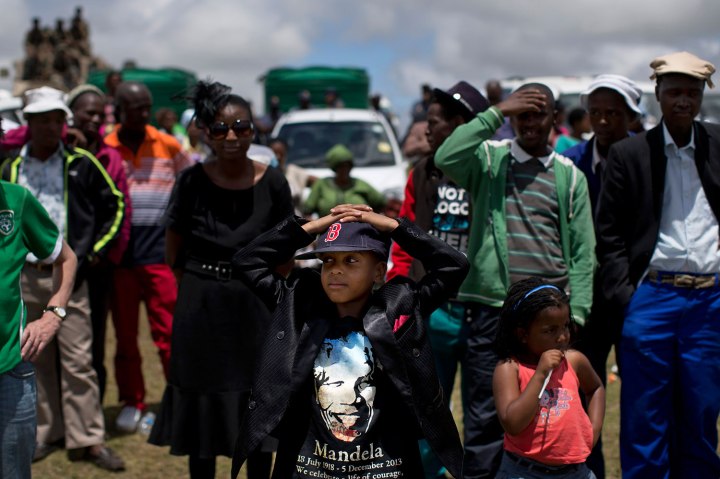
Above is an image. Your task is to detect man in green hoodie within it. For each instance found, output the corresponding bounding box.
[435,84,596,478]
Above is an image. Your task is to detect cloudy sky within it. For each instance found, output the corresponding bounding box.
[1,0,719,128]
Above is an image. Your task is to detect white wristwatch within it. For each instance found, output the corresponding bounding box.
[44,306,67,321]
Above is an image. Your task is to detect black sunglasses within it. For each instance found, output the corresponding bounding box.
[209,119,254,139]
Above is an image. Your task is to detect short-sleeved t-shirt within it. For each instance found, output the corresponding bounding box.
[0,181,62,374]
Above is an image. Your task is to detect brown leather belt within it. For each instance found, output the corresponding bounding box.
[647,270,719,289]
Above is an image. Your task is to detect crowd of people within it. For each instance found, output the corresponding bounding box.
[0,48,719,479]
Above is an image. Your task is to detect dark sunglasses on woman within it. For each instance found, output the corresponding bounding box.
[209,119,254,139]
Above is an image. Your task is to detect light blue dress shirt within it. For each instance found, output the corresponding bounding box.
[649,123,720,273]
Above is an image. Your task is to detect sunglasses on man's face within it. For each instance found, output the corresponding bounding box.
[209,119,254,139]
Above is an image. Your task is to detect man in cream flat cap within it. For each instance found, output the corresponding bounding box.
[596,51,720,478]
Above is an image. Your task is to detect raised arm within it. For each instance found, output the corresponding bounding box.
[435,89,548,191]
[493,350,564,435]
[334,205,469,315]
[232,216,313,308]
[433,107,504,191]
[232,209,368,308]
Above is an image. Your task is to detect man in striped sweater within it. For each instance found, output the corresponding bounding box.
[435,84,596,478]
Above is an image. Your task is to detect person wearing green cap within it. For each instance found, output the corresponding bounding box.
[303,144,386,217]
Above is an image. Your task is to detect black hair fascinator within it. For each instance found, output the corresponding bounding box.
[189,80,232,128]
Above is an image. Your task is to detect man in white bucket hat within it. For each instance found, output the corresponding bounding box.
[563,73,643,478]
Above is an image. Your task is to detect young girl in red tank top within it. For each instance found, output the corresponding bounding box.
[492,277,605,478]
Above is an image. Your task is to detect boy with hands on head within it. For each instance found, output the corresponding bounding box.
[231,204,469,479]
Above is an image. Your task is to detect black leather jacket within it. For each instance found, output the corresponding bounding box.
[231,216,469,478]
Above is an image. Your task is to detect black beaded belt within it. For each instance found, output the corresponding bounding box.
[25,262,53,272]
[647,270,719,289]
[505,452,581,475]
[184,258,239,281]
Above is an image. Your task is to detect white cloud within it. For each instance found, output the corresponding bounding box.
[2,0,719,122]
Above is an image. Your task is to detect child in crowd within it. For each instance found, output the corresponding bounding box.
[230,204,469,479]
[493,277,605,478]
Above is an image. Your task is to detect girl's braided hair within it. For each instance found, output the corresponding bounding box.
[495,277,576,360]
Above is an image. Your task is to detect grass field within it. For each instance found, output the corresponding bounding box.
[30,311,624,479]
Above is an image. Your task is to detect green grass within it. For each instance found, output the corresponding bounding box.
[29,314,641,479]
[31,308,240,479]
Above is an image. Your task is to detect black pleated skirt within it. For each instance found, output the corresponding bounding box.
[149,270,268,457]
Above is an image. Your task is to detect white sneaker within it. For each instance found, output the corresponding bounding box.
[115,405,142,433]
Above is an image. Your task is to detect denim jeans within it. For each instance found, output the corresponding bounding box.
[496,452,596,479]
[0,361,37,479]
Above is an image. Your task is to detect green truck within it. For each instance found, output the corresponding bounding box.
[261,66,370,113]
[87,67,197,120]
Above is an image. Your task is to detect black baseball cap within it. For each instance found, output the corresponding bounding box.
[296,221,391,260]
[433,81,490,122]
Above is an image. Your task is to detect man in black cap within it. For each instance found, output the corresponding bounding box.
[388,80,489,478]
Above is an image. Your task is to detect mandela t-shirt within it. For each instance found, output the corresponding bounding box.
[284,317,422,479]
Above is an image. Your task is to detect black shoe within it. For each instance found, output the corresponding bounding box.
[68,445,126,472]
[32,441,61,462]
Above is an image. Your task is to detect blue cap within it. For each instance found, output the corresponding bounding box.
[296,221,391,260]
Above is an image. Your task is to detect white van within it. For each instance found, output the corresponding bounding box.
[271,108,407,202]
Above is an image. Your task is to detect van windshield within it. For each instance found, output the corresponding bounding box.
[278,121,396,168]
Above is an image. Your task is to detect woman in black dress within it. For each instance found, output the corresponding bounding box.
[149,81,293,478]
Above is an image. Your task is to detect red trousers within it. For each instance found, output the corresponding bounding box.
[111,264,175,409]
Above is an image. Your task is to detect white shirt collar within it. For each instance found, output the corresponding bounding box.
[662,121,695,156]
[510,139,554,168]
